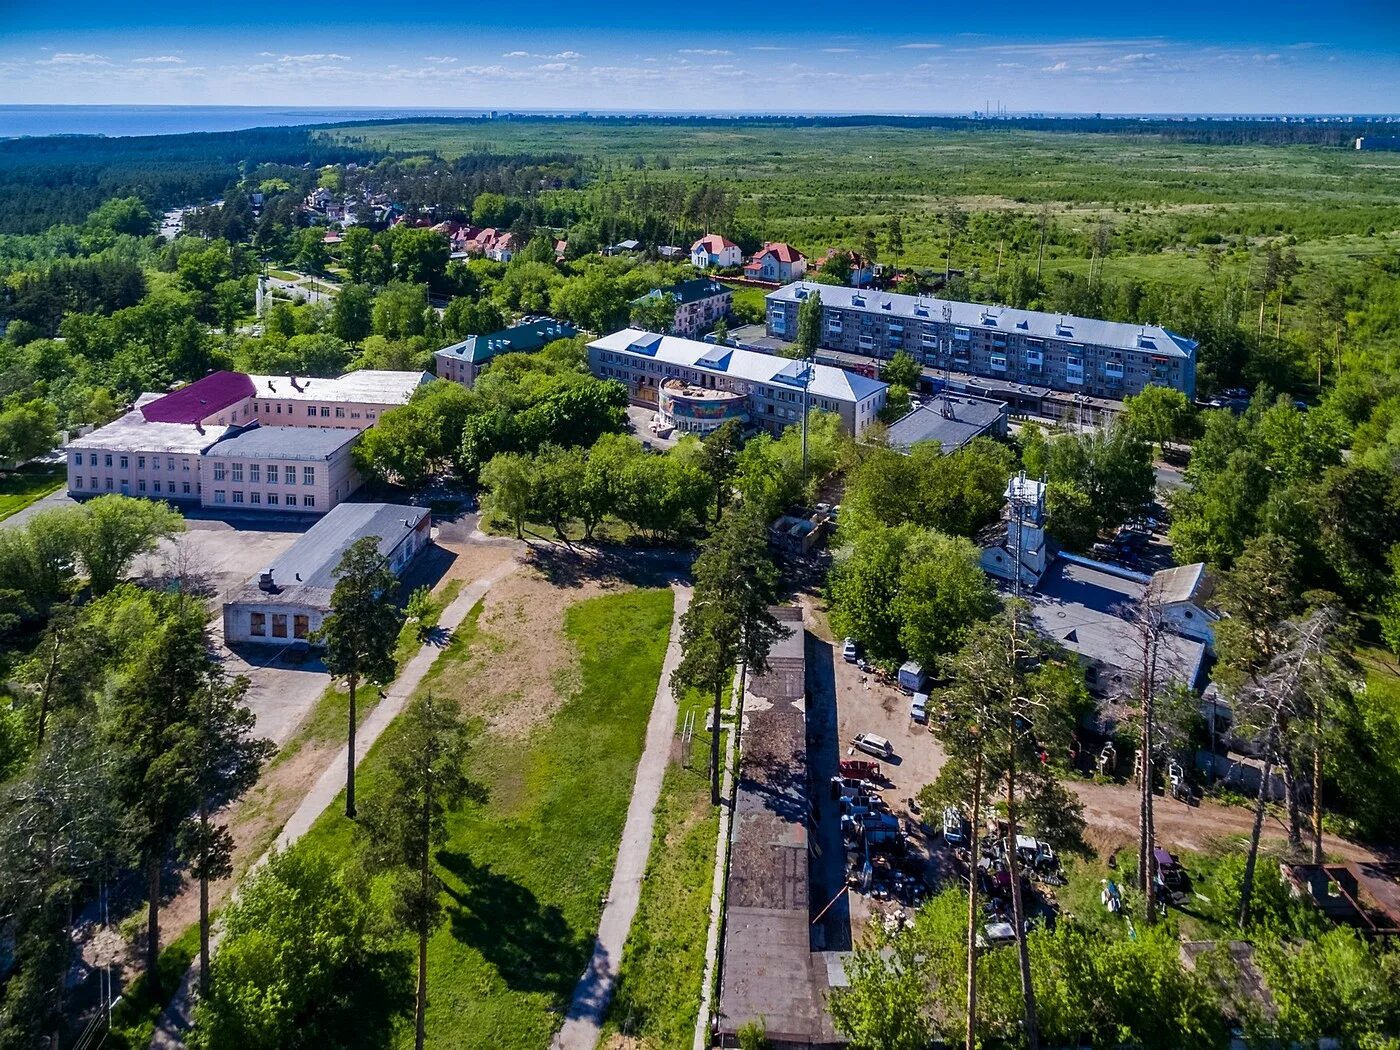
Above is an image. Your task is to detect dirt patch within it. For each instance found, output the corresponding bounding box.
[1070,780,1380,863]
[451,561,630,740]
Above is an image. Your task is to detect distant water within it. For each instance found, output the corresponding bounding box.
[0,105,504,140]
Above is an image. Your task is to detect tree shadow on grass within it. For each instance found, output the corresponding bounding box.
[438,850,591,1002]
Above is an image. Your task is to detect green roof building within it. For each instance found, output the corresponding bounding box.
[433,316,579,387]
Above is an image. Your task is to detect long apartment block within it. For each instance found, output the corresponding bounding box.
[765,282,1198,401]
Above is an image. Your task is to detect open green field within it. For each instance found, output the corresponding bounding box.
[326,123,1400,284]
[0,465,63,522]
[294,586,675,1049]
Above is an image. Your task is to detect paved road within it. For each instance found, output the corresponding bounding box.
[553,584,691,1050]
[149,553,522,1049]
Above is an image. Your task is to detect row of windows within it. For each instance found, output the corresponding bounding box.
[211,464,315,484]
[74,477,195,495]
[251,403,376,421]
[75,452,193,470]
[249,611,310,639]
[597,360,845,415]
[211,490,315,508]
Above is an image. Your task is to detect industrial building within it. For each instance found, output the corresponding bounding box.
[222,503,431,646]
[588,329,888,437]
[434,317,579,388]
[765,282,1198,401]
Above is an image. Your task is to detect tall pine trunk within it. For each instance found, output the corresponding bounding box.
[35,628,62,746]
[964,746,984,1050]
[1005,750,1040,1050]
[199,802,211,998]
[346,671,359,818]
[1281,751,1304,856]
[1311,726,1325,864]
[1239,731,1280,928]
[146,855,162,983]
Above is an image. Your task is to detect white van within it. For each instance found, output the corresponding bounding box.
[852,733,893,759]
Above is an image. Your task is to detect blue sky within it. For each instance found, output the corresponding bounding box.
[2,0,1399,113]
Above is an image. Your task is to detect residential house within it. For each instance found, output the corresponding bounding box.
[744,242,807,283]
[815,248,874,287]
[691,234,743,270]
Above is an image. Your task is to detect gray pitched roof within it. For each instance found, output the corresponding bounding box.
[768,282,1198,360]
[205,426,359,460]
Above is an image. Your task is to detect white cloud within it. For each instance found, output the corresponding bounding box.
[896,43,942,50]
[678,48,731,56]
[821,47,857,53]
[424,56,457,64]
[1043,61,1070,72]
[279,53,350,63]
[132,55,185,64]
[503,49,581,60]
[37,52,109,66]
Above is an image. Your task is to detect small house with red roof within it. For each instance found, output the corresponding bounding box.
[691,234,744,270]
[744,242,807,283]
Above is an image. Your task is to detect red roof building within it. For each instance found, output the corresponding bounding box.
[140,371,256,425]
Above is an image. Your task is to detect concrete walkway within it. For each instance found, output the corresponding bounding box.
[552,584,691,1050]
[149,554,520,1048]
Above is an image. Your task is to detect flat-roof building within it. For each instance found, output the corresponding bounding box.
[589,329,887,437]
[222,503,431,647]
[766,281,1198,401]
[434,317,579,388]
[884,392,1009,453]
[200,427,361,515]
[245,370,430,427]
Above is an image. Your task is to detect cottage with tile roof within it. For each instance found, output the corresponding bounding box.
[691,233,744,270]
[744,242,807,283]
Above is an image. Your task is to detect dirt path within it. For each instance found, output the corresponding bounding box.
[1070,780,1381,862]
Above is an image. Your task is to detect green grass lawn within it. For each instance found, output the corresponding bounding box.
[604,692,725,1047]
[0,466,63,522]
[292,586,675,1049]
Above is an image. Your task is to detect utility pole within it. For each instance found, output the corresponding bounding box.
[801,354,812,479]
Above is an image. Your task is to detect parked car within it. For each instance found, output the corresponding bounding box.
[942,806,968,844]
[910,692,929,724]
[852,732,893,759]
[842,637,859,663]
[979,921,1017,948]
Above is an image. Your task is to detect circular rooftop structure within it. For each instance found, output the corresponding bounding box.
[658,378,748,434]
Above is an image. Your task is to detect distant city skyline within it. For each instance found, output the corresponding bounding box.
[3,0,1399,114]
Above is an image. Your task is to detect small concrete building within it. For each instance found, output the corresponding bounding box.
[222,503,431,647]
[434,317,579,388]
[199,426,361,515]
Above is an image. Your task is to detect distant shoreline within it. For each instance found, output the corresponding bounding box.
[4,104,1399,142]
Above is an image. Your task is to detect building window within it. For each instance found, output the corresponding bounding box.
[232,491,244,504]
[213,490,226,504]
[153,480,161,493]
[232,464,243,482]
[286,494,297,507]
[268,493,278,506]
[271,614,288,638]
[213,464,226,481]
[137,455,145,469]
[320,407,330,418]
[74,476,83,489]
[119,455,128,469]
[250,464,260,483]
[303,495,315,508]
[307,407,317,418]
[102,454,112,467]
[182,482,191,495]
[250,492,261,505]
[302,467,315,485]
[267,465,279,484]
[293,614,309,639]
[250,612,266,637]
[167,457,175,471]
[335,407,345,418]
[105,478,113,491]
[138,480,146,493]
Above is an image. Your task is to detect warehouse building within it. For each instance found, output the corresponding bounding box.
[589,329,887,437]
[222,503,431,647]
[765,282,1197,401]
